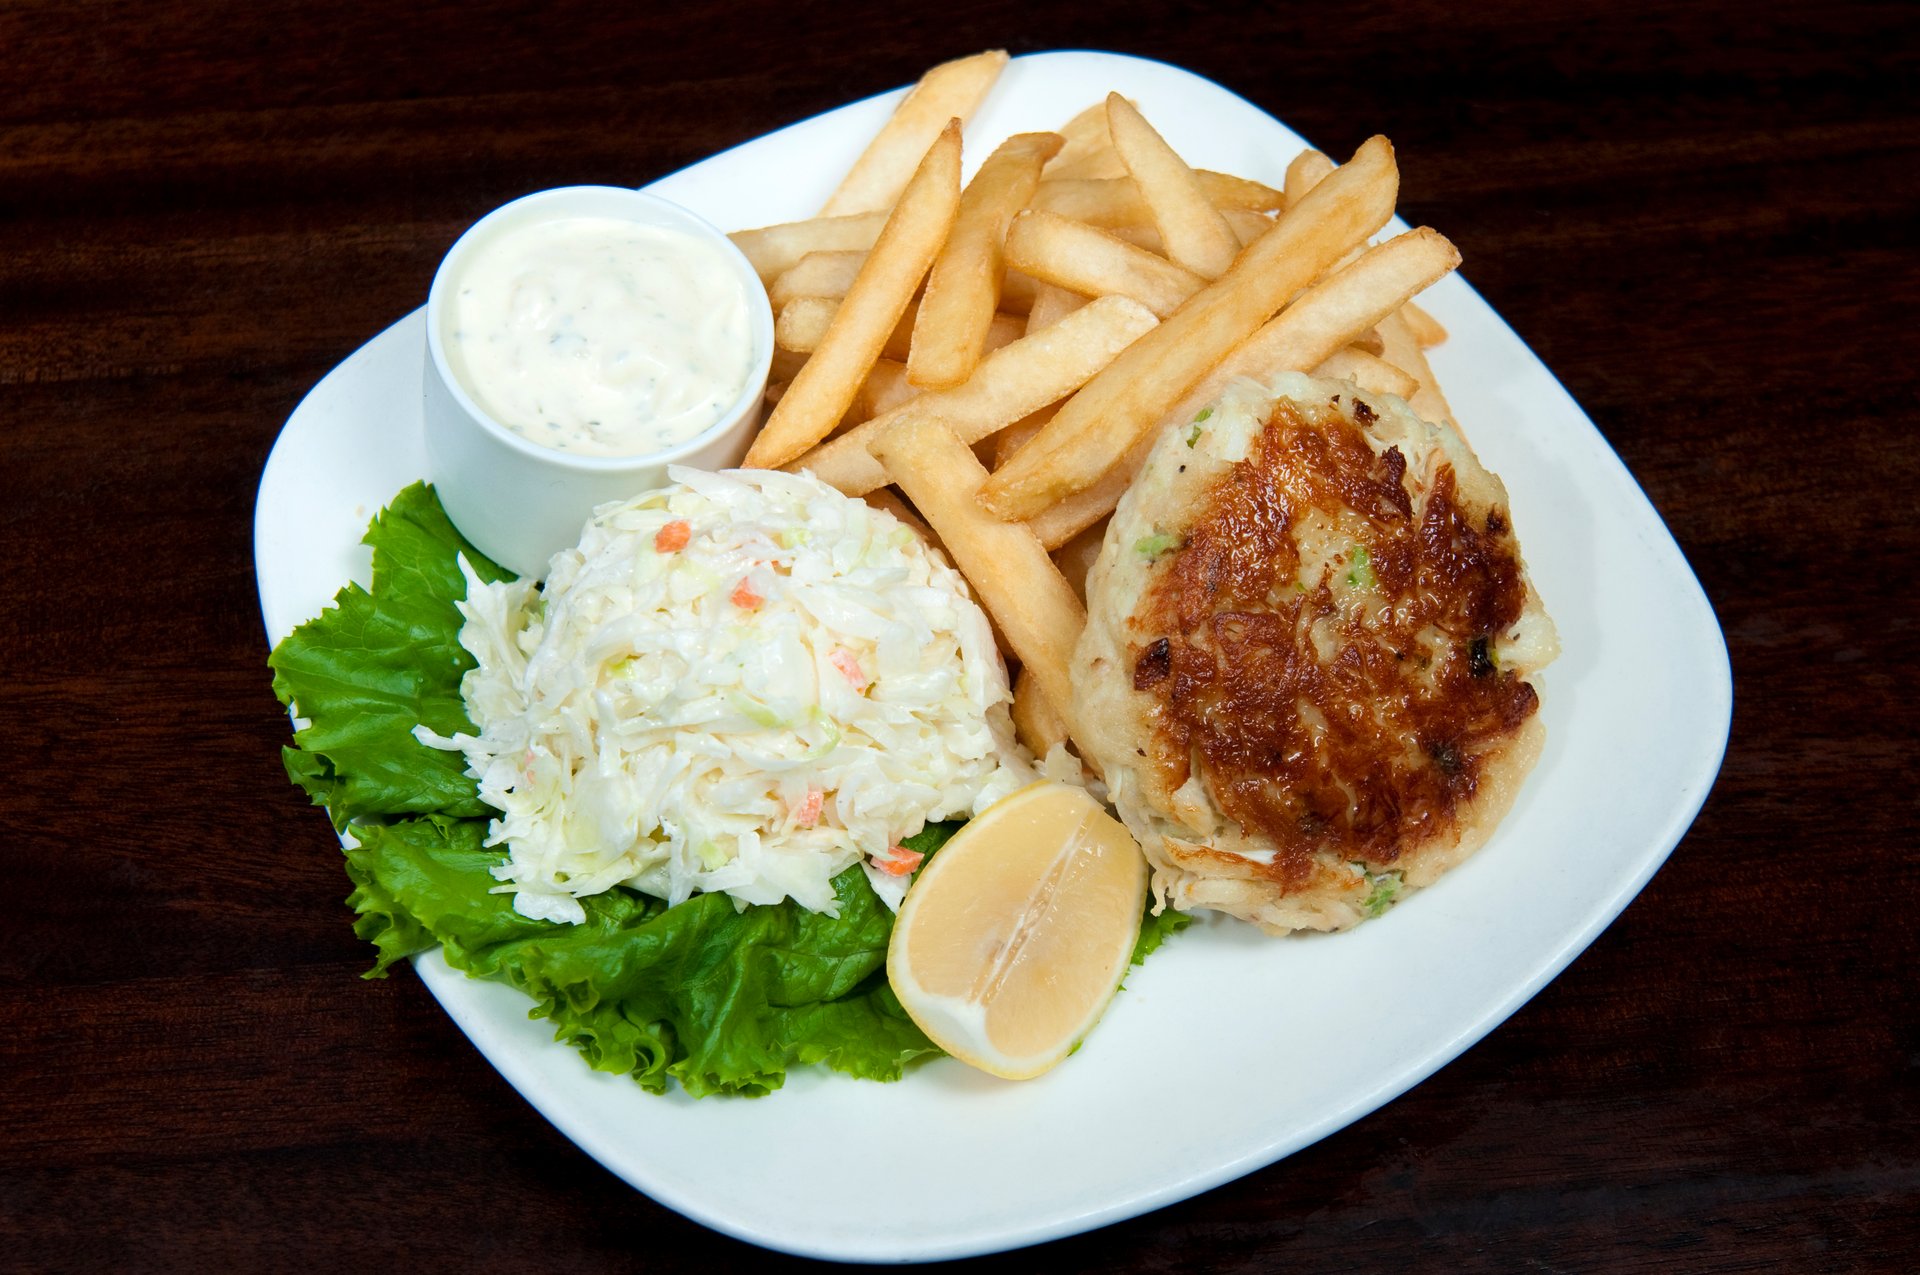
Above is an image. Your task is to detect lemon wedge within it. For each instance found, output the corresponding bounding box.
[888,781,1149,1079]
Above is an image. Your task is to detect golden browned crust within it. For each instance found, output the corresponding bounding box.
[1072,373,1557,934]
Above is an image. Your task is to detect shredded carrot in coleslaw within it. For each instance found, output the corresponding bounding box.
[875,845,925,876]
[654,520,691,552]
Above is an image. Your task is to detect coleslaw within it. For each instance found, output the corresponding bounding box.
[418,467,1031,923]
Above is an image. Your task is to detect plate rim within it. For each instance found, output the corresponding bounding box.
[254,47,1733,1262]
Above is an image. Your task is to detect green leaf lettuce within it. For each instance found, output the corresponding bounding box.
[268,487,514,826]
[269,483,1179,1097]
[343,815,950,1096]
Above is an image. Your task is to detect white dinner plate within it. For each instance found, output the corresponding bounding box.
[254,50,1732,1262]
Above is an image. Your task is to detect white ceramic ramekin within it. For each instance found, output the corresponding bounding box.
[423,185,774,579]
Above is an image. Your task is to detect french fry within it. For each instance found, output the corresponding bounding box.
[1284,149,1334,208]
[787,294,1159,494]
[1400,298,1448,347]
[979,315,1026,354]
[1110,210,1277,254]
[1001,267,1040,314]
[1350,326,1387,356]
[1202,172,1289,211]
[1025,281,1088,334]
[1289,152,1436,370]
[730,212,888,286]
[1159,228,1460,436]
[1029,170,1285,226]
[992,407,1052,469]
[1105,214,1267,251]
[869,417,1086,736]
[1011,666,1073,758]
[1379,308,1458,431]
[1023,226,1460,544]
[850,358,919,421]
[863,486,937,547]
[820,50,1008,216]
[783,299,1028,361]
[1005,209,1206,319]
[770,250,867,309]
[776,296,840,353]
[770,346,809,384]
[979,136,1401,521]
[1049,145,1128,182]
[746,122,962,469]
[1312,346,1421,400]
[779,295,910,357]
[1046,101,1119,175]
[1106,94,1240,279]
[909,132,1062,389]
[1028,459,1137,550]
[1052,516,1108,605]
[781,298,1024,363]
[1225,208,1275,245]
[1103,223,1162,251]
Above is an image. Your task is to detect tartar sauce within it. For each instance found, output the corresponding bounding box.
[444,215,754,457]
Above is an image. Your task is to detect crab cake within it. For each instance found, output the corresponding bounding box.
[1072,372,1558,935]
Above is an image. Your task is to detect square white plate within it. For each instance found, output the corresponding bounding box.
[254,50,1732,1263]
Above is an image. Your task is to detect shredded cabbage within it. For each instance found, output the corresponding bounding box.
[416,467,1030,923]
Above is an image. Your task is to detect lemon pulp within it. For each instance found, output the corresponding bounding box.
[888,781,1148,1079]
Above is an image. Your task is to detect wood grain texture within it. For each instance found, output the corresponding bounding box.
[3,0,1915,1269]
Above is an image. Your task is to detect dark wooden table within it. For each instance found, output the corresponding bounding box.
[6,1,1915,1269]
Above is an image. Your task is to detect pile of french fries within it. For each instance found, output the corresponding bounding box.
[731,51,1460,761]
